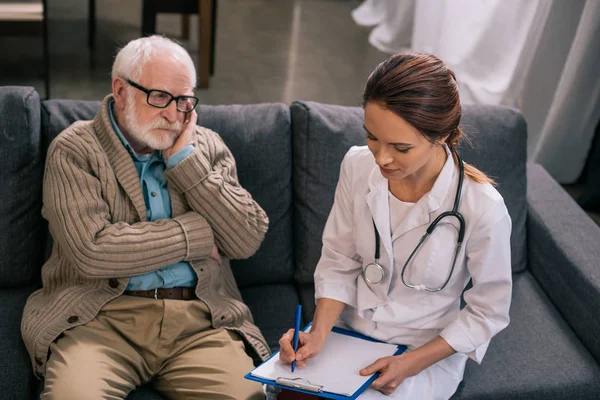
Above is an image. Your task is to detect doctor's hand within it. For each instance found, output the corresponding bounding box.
[278,329,327,368]
[360,352,422,395]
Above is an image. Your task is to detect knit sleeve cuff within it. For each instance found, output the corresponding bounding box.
[173,211,214,261]
[165,147,212,194]
[166,145,195,169]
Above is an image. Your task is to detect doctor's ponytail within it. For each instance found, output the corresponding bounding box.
[447,127,495,185]
[362,53,494,185]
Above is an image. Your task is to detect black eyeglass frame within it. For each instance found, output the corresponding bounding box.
[126,79,199,113]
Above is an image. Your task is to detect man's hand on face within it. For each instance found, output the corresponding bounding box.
[163,110,198,161]
[210,244,222,265]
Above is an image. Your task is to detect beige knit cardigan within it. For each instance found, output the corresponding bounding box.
[21,95,271,377]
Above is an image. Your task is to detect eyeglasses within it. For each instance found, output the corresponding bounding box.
[126,79,199,113]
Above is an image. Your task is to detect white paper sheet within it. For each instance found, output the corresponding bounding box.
[251,330,399,396]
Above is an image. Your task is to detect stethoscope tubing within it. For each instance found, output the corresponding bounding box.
[363,152,466,291]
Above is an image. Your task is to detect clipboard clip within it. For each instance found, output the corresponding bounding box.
[276,377,323,393]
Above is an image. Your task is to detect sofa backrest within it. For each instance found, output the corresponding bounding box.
[0,87,45,288]
[40,99,294,289]
[291,101,528,286]
[1,87,528,293]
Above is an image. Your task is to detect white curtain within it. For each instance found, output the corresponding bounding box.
[352,0,414,53]
[527,0,600,182]
[353,0,600,183]
[412,0,549,106]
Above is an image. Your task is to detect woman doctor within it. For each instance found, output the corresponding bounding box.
[278,53,512,399]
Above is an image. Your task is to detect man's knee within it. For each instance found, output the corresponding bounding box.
[41,355,135,399]
[42,374,134,400]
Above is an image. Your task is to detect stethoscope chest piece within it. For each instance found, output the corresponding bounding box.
[363,262,385,284]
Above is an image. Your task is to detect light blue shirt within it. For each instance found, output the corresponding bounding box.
[108,100,196,290]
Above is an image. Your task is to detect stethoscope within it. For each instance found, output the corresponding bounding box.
[363,152,466,292]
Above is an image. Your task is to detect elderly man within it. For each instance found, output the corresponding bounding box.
[21,35,269,399]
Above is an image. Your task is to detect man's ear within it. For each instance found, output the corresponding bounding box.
[112,77,127,111]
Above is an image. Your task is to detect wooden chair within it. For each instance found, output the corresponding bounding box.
[0,0,50,98]
[88,0,217,89]
[142,0,217,89]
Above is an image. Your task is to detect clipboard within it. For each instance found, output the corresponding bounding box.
[245,325,407,400]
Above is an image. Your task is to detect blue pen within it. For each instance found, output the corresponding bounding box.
[291,305,302,373]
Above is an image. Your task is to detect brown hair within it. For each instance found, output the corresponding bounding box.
[362,52,494,185]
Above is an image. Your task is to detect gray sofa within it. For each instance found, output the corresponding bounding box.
[1,86,599,400]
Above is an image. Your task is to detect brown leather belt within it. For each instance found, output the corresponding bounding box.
[124,287,198,300]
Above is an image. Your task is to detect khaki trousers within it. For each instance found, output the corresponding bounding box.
[41,295,264,400]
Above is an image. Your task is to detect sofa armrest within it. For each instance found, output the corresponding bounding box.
[526,162,600,363]
[0,287,38,398]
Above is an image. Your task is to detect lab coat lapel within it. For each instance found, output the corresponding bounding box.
[391,145,456,242]
[365,166,394,262]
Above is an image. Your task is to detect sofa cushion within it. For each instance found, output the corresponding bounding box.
[241,283,301,353]
[458,104,527,273]
[41,99,100,152]
[41,100,294,288]
[0,87,45,288]
[192,104,294,288]
[452,271,600,399]
[291,101,527,285]
[291,102,367,285]
[0,287,38,398]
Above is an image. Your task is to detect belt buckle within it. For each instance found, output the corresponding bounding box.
[154,288,159,300]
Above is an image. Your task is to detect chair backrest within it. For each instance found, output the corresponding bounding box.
[290,101,528,287]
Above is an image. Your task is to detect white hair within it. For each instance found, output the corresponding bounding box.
[112,35,197,87]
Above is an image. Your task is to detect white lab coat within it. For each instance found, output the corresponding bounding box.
[314,146,512,399]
